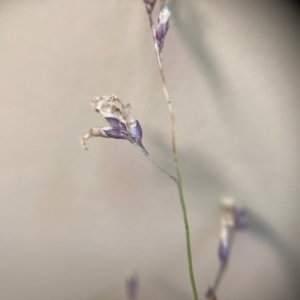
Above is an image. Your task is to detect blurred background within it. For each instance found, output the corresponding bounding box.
[1,0,300,299]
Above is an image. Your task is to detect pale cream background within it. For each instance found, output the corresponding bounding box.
[1,1,300,299]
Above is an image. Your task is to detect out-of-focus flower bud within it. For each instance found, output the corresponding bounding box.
[221,197,247,229]
[125,273,139,300]
[215,197,247,266]
[233,205,247,229]
[215,197,248,266]
[143,0,156,15]
[208,198,247,299]
[156,6,171,46]
[218,222,230,265]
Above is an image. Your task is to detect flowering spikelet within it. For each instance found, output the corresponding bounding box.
[156,6,171,42]
[80,95,143,150]
[206,198,247,298]
[218,197,247,265]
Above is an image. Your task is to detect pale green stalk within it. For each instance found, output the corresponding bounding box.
[146,12,200,300]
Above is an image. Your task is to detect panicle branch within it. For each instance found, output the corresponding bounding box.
[80,94,176,181]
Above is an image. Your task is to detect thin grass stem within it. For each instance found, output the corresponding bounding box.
[146,12,199,300]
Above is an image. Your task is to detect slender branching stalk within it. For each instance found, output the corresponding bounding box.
[145,8,199,300]
[81,4,248,299]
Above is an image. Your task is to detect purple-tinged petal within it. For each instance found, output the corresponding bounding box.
[233,206,246,219]
[104,128,128,140]
[105,117,126,130]
[233,206,247,229]
[156,22,169,41]
[130,120,143,144]
[156,6,171,42]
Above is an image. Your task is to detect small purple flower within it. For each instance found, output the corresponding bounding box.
[156,6,171,43]
[80,95,144,150]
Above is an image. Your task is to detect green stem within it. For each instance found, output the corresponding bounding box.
[147,13,199,300]
[176,174,199,300]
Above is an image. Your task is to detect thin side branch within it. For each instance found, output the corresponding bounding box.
[133,142,177,182]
